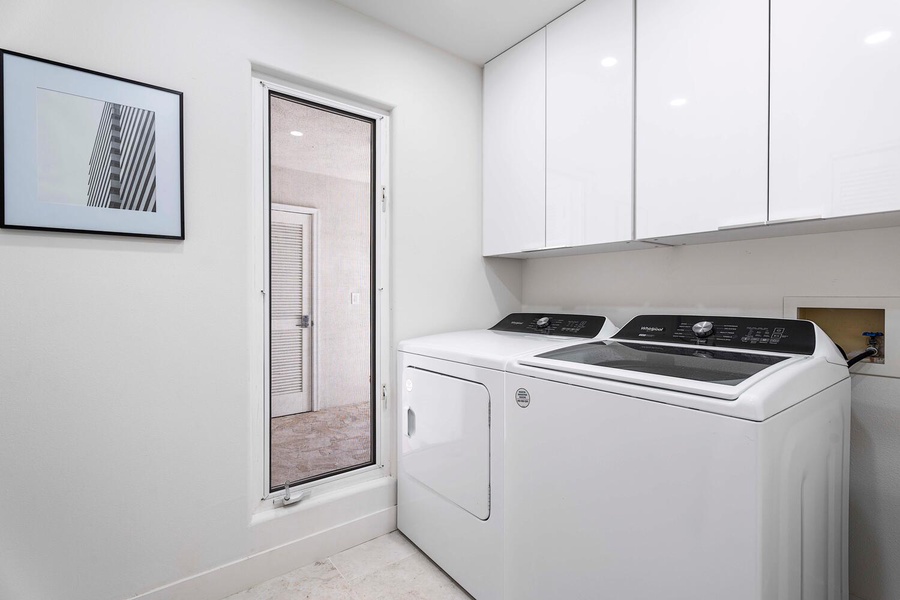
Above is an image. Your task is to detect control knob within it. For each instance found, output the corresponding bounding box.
[536,316,551,329]
[692,321,715,338]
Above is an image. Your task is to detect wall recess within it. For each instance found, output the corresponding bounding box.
[784,296,900,378]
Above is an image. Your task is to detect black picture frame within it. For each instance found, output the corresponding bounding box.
[0,48,184,239]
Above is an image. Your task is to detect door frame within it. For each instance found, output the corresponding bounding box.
[252,76,391,502]
[269,203,319,414]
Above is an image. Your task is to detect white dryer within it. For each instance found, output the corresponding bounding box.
[397,313,618,600]
[505,314,850,600]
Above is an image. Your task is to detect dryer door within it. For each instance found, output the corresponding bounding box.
[401,367,490,520]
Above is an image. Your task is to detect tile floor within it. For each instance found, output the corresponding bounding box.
[225,531,473,600]
[271,401,372,485]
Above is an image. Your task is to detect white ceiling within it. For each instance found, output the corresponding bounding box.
[271,95,373,183]
[331,0,585,65]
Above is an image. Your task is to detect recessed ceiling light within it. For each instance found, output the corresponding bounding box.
[865,31,892,45]
[600,57,618,68]
[290,130,304,137]
[669,98,687,107]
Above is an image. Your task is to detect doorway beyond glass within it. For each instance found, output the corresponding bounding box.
[267,92,376,491]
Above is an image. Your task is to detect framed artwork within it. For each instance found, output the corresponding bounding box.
[1,49,184,239]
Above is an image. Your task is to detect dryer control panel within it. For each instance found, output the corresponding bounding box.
[613,315,816,354]
[491,313,607,338]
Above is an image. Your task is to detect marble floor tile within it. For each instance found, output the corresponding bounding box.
[219,532,474,600]
[225,560,356,600]
[348,553,474,600]
[271,401,372,485]
[329,530,418,582]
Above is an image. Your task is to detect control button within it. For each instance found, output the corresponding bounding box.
[692,321,715,338]
[536,316,551,329]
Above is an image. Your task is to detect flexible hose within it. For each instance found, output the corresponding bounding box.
[847,347,878,368]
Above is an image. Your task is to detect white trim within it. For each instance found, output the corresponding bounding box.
[128,506,396,600]
[254,464,388,516]
[374,104,391,477]
[251,77,268,503]
[261,78,390,121]
[252,76,392,504]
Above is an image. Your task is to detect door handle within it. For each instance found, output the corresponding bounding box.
[766,214,822,225]
[297,315,311,328]
[407,407,416,437]
[717,221,766,231]
[280,481,305,507]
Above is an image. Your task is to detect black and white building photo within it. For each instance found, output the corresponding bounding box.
[87,102,157,212]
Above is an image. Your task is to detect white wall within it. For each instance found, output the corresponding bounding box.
[523,226,900,600]
[0,1,520,599]
[271,170,372,410]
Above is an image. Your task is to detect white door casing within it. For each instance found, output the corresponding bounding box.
[255,76,390,502]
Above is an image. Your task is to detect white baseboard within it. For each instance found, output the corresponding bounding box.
[129,506,396,600]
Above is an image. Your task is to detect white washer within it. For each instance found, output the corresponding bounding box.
[506,314,850,600]
[397,313,618,600]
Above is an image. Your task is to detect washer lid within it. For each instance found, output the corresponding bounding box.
[518,314,845,401]
[398,313,618,370]
[526,340,805,400]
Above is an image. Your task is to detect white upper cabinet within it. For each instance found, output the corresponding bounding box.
[770,0,900,222]
[546,0,634,247]
[483,30,546,256]
[635,0,769,239]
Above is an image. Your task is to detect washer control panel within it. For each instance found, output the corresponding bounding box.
[490,313,607,338]
[613,315,816,354]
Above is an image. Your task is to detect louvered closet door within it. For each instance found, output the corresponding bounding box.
[271,209,313,417]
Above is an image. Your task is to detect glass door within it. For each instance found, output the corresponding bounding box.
[267,91,377,491]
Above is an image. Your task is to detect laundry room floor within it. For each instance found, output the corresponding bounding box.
[270,401,372,485]
[225,531,472,600]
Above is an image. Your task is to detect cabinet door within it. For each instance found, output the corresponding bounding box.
[546,0,634,247]
[635,0,769,239]
[770,0,900,221]
[483,30,546,256]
